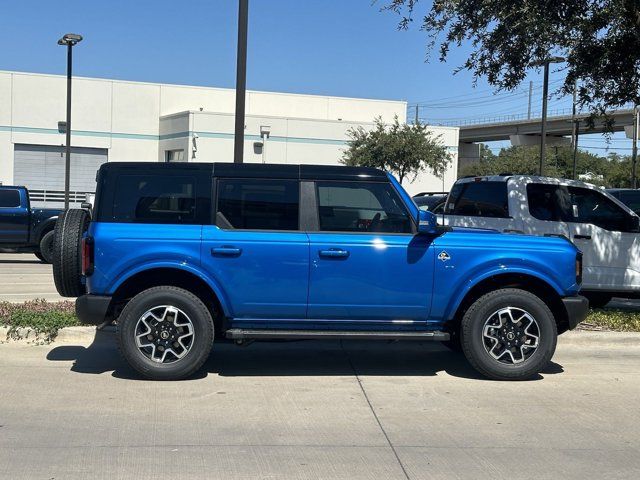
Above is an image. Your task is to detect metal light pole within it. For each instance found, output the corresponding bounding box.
[57,33,83,210]
[632,106,639,189]
[233,0,249,164]
[571,81,579,180]
[532,56,565,176]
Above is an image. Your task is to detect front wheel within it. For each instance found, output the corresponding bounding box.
[117,286,215,380]
[461,288,557,381]
[38,230,55,264]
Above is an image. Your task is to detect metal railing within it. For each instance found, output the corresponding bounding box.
[28,189,94,206]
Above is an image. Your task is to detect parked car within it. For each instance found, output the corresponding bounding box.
[52,163,587,381]
[607,188,640,215]
[0,186,62,263]
[443,175,640,308]
[413,192,447,213]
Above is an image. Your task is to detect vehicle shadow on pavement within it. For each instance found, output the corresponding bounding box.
[46,330,564,381]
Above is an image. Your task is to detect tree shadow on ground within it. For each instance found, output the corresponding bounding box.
[46,329,564,382]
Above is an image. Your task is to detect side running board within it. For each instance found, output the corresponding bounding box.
[225,329,450,341]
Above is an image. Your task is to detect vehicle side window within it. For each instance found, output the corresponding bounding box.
[112,175,197,224]
[0,190,20,208]
[568,186,633,232]
[619,191,640,215]
[216,179,299,231]
[446,181,509,218]
[527,183,572,221]
[316,181,412,233]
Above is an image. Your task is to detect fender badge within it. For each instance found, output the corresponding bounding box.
[438,251,451,262]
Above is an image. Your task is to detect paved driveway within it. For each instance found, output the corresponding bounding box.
[1,332,639,479]
[0,253,63,302]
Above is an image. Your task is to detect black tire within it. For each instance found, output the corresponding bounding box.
[34,251,46,263]
[583,292,612,309]
[461,288,557,381]
[117,286,215,380]
[38,230,55,264]
[52,209,90,297]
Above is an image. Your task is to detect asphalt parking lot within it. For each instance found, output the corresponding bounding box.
[1,331,640,480]
[0,253,64,302]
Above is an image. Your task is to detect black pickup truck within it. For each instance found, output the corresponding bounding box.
[0,186,62,263]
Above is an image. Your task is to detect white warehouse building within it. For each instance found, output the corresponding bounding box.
[0,70,459,205]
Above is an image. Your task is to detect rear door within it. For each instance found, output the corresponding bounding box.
[443,179,524,233]
[522,182,572,239]
[306,180,434,322]
[0,188,29,244]
[201,178,310,320]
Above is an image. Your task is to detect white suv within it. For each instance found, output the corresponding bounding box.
[442,175,640,307]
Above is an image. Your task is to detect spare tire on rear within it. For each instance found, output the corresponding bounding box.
[52,209,90,297]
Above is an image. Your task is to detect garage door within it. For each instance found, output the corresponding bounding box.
[13,144,108,207]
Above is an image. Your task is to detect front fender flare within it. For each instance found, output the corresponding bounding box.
[444,266,565,321]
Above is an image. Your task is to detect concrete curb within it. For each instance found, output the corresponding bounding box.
[1,325,640,346]
[0,325,106,344]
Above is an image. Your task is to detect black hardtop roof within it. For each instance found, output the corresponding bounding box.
[98,162,388,182]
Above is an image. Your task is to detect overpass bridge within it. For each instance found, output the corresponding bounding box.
[451,108,637,169]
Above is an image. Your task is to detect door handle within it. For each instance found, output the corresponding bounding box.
[211,246,242,257]
[319,248,350,258]
[573,235,592,240]
[503,229,524,234]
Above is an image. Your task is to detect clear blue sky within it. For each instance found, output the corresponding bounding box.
[0,0,631,154]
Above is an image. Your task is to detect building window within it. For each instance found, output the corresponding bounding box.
[165,149,185,162]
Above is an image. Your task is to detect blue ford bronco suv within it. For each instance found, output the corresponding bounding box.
[52,162,588,381]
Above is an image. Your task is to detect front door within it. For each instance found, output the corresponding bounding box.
[201,178,309,320]
[565,186,640,292]
[307,180,434,322]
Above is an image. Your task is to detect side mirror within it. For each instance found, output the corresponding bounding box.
[629,215,640,233]
[418,209,438,235]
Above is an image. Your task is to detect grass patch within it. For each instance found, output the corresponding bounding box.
[580,308,640,332]
[0,299,80,343]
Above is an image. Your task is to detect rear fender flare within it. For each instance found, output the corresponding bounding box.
[107,261,233,318]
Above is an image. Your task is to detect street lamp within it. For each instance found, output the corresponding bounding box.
[57,33,83,210]
[532,56,565,176]
[233,0,249,164]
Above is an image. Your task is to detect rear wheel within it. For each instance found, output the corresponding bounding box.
[52,209,90,297]
[117,286,215,380]
[38,230,55,264]
[461,288,557,381]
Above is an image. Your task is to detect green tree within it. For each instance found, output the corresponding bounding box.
[459,144,633,187]
[383,0,640,116]
[342,116,451,183]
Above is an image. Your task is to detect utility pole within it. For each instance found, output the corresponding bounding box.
[632,106,639,189]
[414,104,419,125]
[527,81,533,120]
[233,0,249,164]
[57,33,83,210]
